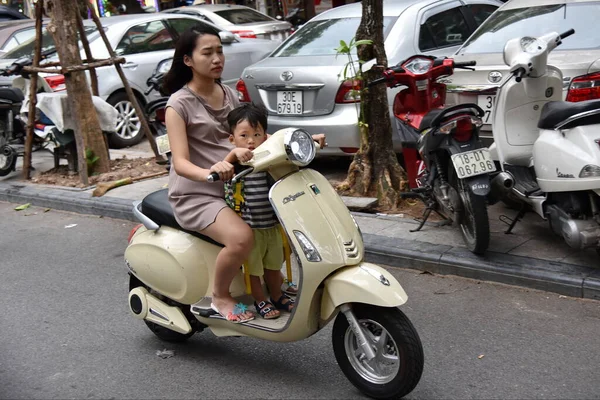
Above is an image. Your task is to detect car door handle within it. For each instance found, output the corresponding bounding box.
[123,62,138,69]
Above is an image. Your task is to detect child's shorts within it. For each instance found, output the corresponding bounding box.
[246,225,284,277]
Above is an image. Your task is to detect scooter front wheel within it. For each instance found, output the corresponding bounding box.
[332,304,424,399]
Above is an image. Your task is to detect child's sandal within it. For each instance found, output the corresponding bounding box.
[254,301,280,319]
[271,294,295,312]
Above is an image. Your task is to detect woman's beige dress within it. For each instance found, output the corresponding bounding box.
[166,83,240,231]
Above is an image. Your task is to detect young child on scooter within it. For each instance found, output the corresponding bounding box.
[224,103,295,319]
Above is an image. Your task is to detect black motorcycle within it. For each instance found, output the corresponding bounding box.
[144,58,171,169]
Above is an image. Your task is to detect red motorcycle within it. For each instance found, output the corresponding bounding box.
[369,56,512,254]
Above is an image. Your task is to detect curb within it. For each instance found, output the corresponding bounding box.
[2,181,598,300]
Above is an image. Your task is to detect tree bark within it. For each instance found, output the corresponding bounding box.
[340,0,407,210]
[46,0,110,184]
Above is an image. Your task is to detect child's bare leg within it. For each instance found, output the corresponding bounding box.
[250,275,279,318]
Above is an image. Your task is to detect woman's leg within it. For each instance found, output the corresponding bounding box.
[201,207,254,320]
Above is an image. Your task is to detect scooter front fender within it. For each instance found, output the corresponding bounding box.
[321,262,408,321]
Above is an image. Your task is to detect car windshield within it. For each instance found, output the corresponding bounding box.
[459,3,600,54]
[271,16,397,57]
[0,25,98,59]
[214,8,272,24]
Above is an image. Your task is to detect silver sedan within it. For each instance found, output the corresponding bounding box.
[0,13,279,148]
[238,0,502,157]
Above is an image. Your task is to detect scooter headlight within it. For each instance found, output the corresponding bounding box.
[284,129,316,166]
[157,58,172,74]
[403,57,433,75]
[579,165,600,178]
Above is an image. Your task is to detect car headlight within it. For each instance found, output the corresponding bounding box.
[284,128,316,166]
[157,58,172,74]
[579,165,600,178]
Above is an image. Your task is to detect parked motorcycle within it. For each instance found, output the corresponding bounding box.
[144,58,171,167]
[369,56,507,254]
[490,29,600,254]
[125,128,424,399]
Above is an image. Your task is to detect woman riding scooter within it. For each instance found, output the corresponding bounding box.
[163,25,324,322]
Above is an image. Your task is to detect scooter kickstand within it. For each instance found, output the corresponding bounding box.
[500,204,527,234]
[340,304,376,361]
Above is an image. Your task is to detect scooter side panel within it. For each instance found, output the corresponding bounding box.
[270,169,364,268]
[534,125,600,192]
[320,263,408,321]
[125,226,229,305]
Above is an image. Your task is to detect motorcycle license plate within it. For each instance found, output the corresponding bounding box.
[451,149,496,179]
[155,134,171,155]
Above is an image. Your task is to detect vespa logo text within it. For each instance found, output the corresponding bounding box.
[283,191,305,204]
[556,168,575,178]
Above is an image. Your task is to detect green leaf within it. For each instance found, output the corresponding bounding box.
[14,203,31,211]
[354,39,373,47]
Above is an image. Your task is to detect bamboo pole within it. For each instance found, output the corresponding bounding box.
[86,2,162,160]
[22,57,126,75]
[76,6,99,97]
[22,0,44,180]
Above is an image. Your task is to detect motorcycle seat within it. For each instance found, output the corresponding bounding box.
[141,189,224,248]
[538,99,600,130]
[419,109,445,131]
[0,87,24,103]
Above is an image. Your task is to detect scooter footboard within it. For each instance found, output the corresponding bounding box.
[321,263,408,321]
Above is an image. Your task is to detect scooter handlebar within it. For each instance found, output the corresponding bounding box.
[206,172,220,183]
[560,29,575,40]
[514,67,526,82]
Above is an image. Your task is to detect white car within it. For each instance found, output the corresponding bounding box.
[0,13,278,148]
[447,0,600,145]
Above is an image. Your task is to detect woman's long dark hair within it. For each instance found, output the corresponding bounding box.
[162,24,222,95]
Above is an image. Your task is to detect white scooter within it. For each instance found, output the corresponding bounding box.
[490,29,600,253]
[125,128,424,399]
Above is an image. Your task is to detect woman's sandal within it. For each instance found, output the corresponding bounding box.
[254,301,280,319]
[210,302,255,324]
[282,281,298,296]
[271,294,295,312]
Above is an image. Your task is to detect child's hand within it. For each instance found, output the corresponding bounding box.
[233,148,254,163]
[312,134,327,149]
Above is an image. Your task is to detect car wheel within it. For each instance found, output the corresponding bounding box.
[107,92,144,148]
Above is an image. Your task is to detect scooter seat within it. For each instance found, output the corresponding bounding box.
[538,99,600,130]
[141,189,224,248]
[0,87,24,103]
[419,109,445,131]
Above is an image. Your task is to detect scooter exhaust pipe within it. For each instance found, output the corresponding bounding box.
[487,172,514,205]
[128,286,192,334]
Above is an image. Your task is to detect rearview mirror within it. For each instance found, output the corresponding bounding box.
[219,31,236,44]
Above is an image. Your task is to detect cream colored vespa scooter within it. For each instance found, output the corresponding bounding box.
[124,128,424,399]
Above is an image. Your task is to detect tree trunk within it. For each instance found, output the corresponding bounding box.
[340,0,407,210]
[46,0,110,184]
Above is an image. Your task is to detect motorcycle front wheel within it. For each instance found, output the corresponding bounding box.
[448,165,490,254]
[332,304,424,399]
[0,143,17,177]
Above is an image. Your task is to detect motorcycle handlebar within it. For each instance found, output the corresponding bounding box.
[514,67,526,83]
[454,60,477,68]
[367,77,387,88]
[560,29,575,40]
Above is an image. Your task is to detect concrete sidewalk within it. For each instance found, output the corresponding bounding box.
[1,147,598,300]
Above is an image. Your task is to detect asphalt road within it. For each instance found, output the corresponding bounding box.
[1,202,599,399]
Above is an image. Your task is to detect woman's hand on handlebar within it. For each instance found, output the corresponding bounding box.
[208,160,234,182]
[312,134,326,149]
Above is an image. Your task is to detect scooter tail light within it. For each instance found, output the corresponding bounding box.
[566,72,600,102]
[579,165,600,178]
[128,224,143,243]
[44,74,66,92]
[438,115,476,142]
[236,79,251,103]
[335,79,361,103]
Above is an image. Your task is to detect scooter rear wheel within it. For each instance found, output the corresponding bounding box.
[332,304,424,399]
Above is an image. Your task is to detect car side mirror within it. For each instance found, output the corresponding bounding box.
[219,31,236,44]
